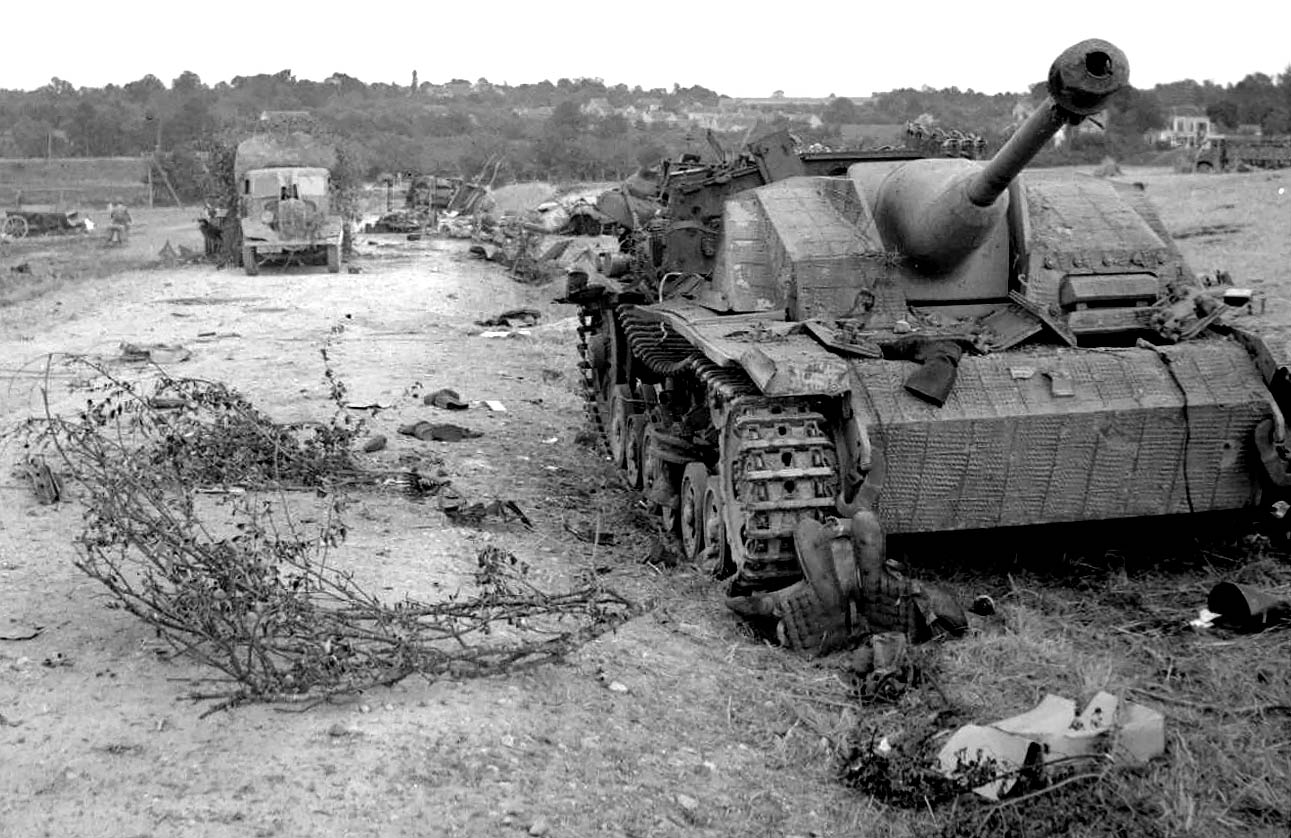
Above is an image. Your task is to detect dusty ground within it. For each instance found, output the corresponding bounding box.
[1,167,1289,838]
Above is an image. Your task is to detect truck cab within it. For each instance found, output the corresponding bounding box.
[234,132,344,276]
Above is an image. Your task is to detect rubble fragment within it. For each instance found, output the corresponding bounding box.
[119,343,192,364]
[936,691,1166,800]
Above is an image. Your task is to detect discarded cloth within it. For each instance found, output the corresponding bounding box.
[476,308,541,328]
[397,421,482,442]
[424,388,468,410]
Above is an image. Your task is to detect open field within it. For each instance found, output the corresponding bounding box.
[0,157,152,206]
[0,206,206,305]
[0,167,1289,838]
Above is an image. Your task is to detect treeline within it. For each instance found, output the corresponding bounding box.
[2,66,1289,193]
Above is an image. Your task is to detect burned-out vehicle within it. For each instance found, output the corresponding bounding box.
[565,40,1291,647]
[235,132,344,275]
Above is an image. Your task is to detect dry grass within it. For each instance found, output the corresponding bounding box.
[921,528,1291,837]
[679,522,1291,837]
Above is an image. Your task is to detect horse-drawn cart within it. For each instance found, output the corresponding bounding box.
[1,208,92,239]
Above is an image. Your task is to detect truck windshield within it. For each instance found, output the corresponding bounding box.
[244,169,329,199]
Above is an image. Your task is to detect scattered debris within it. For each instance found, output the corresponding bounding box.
[937,691,1166,800]
[564,523,617,546]
[469,243,505,262]
[483,400,507,413]
[845,631,920,702]
[119,343,191,365]
[15,455,62,504]
[361,435,387,453]
[441,493,533,529]
[1204,581,1290,631]
[398,421,483,442]
[478,329,531,339]
[424,388,468,410]
[158,238,201,264]
[41,652,72,668]
[476,308,541,328]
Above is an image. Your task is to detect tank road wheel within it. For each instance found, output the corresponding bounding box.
[679,462,710,562]
[327,243,341,273]
[623,415,648,490]
[701,476,735,579]
[242,245,259,276]
[643,429,680,535]
[607,384,634,468]
[3,215,28,239]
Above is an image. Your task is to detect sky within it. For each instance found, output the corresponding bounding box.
[4,1,1289,98]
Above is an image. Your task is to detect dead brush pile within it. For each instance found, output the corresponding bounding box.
[830,527,1291,837]
[26,358,636,713]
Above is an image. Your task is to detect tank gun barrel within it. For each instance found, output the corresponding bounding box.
[966,40,1129,207]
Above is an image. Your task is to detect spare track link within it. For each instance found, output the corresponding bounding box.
[727,400,840,590]
[619,306,697,376]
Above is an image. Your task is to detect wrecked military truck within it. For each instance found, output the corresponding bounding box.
[565,40,1291,649]
[235,132,344,275]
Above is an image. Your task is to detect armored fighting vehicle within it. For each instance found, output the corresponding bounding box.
[234,131,344,275]
[1194,135,1291,173]
[565,40,1291,645]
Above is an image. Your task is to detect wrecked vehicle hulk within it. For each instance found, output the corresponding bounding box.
[235,132,344,275]
[564,40,1291,649]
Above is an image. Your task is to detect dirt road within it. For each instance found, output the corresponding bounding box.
[0,235,869,838]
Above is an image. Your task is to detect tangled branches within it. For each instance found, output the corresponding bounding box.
[30,359,637,713]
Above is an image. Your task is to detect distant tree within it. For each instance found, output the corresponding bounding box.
[1207,101,1240,130]
[545,99,587,140]
[172,71,205,94]
[1263,107,1291,135]
[822,96,859,125]
[635,142,667,168]
[595,113,629,139]
[1109,87,1164,134]
[124,74,165,103]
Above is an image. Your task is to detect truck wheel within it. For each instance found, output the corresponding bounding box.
[3,215,28,239]
[242,245,259,276]
[327,244,341,273]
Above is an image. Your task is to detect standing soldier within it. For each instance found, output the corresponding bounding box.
[107,198,132,246]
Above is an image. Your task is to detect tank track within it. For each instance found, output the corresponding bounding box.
[725,400,839,589]
[575,307,611,458]
[580,303,839,593]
